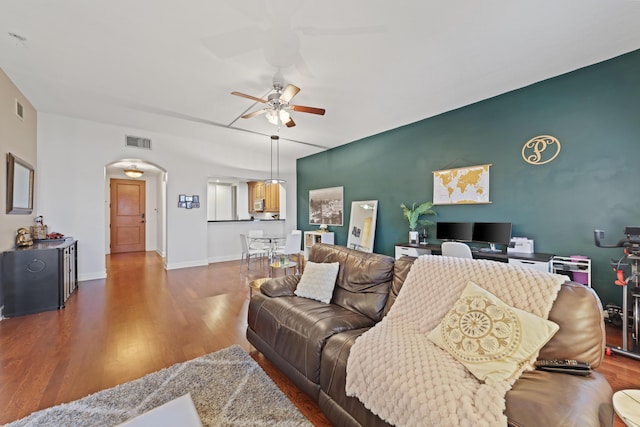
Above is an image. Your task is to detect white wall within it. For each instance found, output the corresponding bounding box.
[37,113,298,280]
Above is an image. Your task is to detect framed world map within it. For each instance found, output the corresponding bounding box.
[432,164,491,205]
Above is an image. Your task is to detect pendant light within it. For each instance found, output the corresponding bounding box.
[265,135,285,184]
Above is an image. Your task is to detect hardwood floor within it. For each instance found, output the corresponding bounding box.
[0,251,638,426]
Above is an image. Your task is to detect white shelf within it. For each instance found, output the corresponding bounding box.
[304,231,334,259]
[552,256,591,287]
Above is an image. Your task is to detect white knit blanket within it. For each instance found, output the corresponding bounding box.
[345,255,565,427]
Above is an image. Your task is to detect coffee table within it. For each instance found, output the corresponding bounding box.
[270,260,298,277]
[613,389,640,427]
[249,277,270,297]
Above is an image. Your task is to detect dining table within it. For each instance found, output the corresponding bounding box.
[248,234,287,263]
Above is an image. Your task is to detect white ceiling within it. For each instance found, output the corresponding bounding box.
[2,0,640,159]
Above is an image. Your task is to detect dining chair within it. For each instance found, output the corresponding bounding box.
[247,229,266,251]
[240,234,266,271]
[441,241,473,259]
[273,232,303,273]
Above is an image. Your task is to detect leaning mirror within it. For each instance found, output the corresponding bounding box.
[6,153,34,214]
[347,200,378,253]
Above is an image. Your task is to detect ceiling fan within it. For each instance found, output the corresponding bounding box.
[231,79,325,128]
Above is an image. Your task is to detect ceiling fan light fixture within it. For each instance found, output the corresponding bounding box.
[265,108,291,126]
[265,109,279,125]
[124,165,144,178]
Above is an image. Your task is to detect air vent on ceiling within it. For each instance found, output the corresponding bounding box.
[15,99,24,120]
[125,135,151,150]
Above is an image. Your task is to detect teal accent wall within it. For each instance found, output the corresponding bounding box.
[297,49,640,306]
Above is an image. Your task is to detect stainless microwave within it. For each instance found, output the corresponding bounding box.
[254,198,264,211]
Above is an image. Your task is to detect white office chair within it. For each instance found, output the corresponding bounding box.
[441,241,473,259]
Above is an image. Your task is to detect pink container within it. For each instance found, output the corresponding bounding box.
[571,255,589,285]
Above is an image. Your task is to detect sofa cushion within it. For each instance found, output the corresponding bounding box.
[382,255,415,317]
[247,292,375,385]
[294,261,339,303]
[428,281,559,382]
[309,244,394,322]
[505,369,613,427]
[539,282,607,368]
[319,329,393,427]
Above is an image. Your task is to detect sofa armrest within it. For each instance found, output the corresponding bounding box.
[260,275,301,297]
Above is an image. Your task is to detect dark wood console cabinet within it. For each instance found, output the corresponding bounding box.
[1,239,77,317]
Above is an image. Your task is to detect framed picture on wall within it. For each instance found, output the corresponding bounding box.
[309,186,343,226]
[432,164,491,205]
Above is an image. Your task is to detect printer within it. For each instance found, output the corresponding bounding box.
[507,237,535,254]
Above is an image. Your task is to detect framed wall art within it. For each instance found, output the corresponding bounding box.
[433,164,491,205]
[309,186,343,226]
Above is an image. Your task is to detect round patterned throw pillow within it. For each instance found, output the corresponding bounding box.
[441,294,522,363]
[427,281,559,382]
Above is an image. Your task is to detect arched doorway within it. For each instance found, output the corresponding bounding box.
[104,159,167,258]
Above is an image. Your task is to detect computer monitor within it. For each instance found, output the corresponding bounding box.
[472,222,512,252]
[436,222,474,242]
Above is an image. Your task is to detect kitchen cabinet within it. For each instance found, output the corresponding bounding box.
[248,181,265,212]
[248,181,279,213]
[265,183,280,212]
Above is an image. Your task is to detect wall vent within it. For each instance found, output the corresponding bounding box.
[125,135,151,150]
[15,99,24,120]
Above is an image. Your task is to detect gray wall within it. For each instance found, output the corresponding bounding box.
[297,49,640,306]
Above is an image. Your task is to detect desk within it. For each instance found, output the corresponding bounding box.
[394,243,554,272]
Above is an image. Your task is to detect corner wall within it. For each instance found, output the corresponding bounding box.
[0,68,37,251]
[297,49,640,306]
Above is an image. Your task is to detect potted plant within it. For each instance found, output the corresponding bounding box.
[401,201,436,244]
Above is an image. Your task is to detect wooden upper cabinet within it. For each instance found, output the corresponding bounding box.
[265,183,280,212]
[248,181,269,212]
[254,182,265,199]
[248,182,255,212]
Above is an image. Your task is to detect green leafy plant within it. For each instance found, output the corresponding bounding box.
[400,201,437,231]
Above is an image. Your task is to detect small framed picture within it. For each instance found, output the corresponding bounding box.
[178,194,186,202]
[178,202,187,208]
[193,202,200,208]
[192,195,199,203]
[186,202,193,209]
[186,196,193,202]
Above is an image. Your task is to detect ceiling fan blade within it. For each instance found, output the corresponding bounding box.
[241,109,268,119]
[231,91,267,103]
[290,105,326,115]
[280,84,300,103]
[285,117,296,128]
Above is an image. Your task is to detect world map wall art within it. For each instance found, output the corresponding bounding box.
[432,164,491,205]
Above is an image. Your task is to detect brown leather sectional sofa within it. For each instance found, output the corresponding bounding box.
[246,243,613,426]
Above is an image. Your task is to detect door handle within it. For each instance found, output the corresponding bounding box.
[141,213,145,219]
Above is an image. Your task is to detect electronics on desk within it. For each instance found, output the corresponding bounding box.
[436,222,474,242]
[507,237,535,254]
[473,222,512,253]
[435,221,512,253]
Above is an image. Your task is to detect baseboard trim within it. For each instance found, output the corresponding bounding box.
[79,271,107,282]
[208,255,241,263]
[165,259,209,270]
